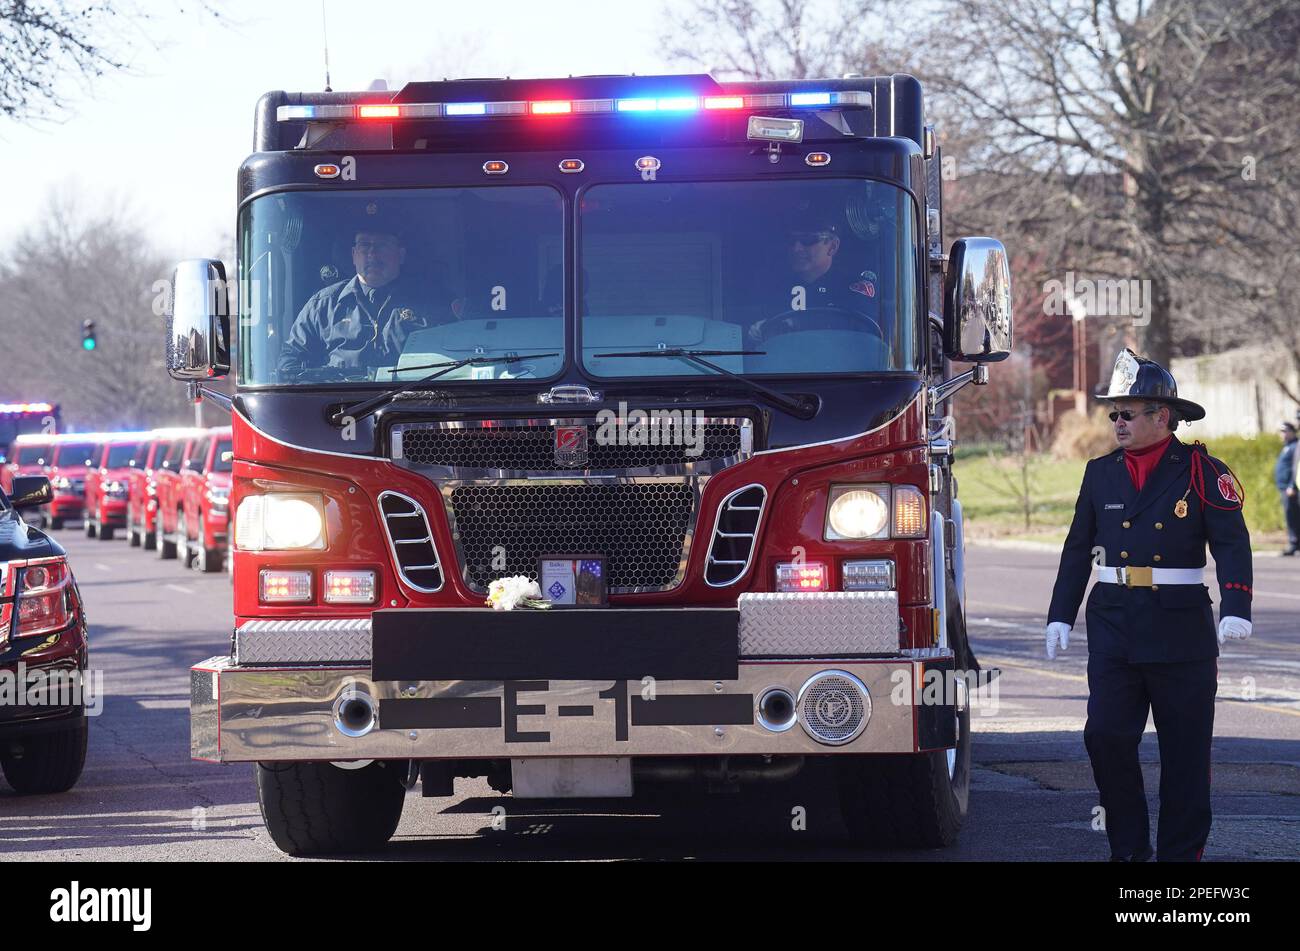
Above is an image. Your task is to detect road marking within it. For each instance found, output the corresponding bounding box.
[94,563,111,572]
[165,584,193,595]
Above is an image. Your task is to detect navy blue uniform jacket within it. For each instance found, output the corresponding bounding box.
[1047,436,1253,663]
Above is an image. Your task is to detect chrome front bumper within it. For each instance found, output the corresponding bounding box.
[191,655,952,762]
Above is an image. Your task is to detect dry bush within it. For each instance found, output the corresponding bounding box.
[1051,408,1116,460]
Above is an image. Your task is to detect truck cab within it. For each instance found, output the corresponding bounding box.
[3,435,54,497]
[167,73,1012,856]
[128,428,204,551]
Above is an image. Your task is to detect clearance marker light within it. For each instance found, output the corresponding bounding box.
[805,151,831,166]
[314,163,341,179]
[558,159,585,173]
[482,160,509,175]
[531,100,572,114]
[635,156,662,173]
[790,92,832,106]
[358,104,400,118]
[446,102,487,116]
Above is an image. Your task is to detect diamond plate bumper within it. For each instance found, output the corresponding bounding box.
[234,618,372,665]
[737,591,900,656]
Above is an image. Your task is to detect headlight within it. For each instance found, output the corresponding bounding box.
[52,476,71,490]
[206,487,230,508]
[825,485,890,540]
[236,493,326,551]
[106,480,128,496]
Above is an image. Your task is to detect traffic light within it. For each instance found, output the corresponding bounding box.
[81,320,97,351]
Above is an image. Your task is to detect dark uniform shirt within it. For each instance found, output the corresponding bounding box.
[1047,436,1252,663]
[747,266,883,346]
[1275,440,1297,491]
[277,275,455,375]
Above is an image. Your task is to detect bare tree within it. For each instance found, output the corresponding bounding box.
[0,1,224,121]
[0,191,192,430]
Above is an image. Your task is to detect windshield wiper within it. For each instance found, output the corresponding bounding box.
[329,353,560,425]
[592,348,818,419]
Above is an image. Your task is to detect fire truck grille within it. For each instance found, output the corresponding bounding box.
[448,482,696,592]
[398,422,744,472]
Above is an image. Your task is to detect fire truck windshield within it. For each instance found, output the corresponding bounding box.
[238,178,919,386]
[239,186,565,386]
[580,178,919,378]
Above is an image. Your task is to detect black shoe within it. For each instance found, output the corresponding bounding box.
[1110,844,1154,862]
[1283,549,1297,557]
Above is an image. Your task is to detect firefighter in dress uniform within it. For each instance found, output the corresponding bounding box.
[1045,349,1253,862]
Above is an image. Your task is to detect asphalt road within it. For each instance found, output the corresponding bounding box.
[2,529,1296,861]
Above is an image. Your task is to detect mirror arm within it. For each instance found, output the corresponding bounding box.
[928,364,989,414]
[186,381,233,413]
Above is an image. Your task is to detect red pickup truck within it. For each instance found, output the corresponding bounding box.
[126,428,202,551]
[177,426,232,572]
[84,434,148,541]
[154,434,198,560]
[2,435,54,496]
[46,437,102,531]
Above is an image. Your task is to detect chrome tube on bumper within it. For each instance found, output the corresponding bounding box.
[191,653,952,763]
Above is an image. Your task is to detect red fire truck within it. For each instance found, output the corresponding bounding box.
[168,74,1011,856]
[0,403,60,497]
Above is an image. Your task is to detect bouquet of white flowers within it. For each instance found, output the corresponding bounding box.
[485,575,552,611]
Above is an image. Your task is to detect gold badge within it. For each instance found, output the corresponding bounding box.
[1174,499,1189,518]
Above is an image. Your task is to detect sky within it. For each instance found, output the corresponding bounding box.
[0,0,683,259]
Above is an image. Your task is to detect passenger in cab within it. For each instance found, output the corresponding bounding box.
[747,210,885,346]
[278,207,458,375]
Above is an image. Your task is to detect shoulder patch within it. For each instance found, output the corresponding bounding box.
[1217,472,1240,502]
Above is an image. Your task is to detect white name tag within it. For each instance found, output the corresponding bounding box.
[1104,503,1124,510]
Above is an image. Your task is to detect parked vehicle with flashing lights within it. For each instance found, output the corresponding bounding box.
[168,73,1012,856]
[127,429,203,551]
[0,402,61,477]
[84,433,149,541]
[177,426,233,573]
[0,476,89,794]
[45,436,103,531]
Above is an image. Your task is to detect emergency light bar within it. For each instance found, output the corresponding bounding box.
[276,90,871,123]
[0,403,55,414]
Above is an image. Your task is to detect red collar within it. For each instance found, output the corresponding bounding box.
[1123,435,1173,491]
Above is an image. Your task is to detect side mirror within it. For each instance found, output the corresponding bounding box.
[942,237,1013,363]
[167,259,231,380]
[11,476,52,509]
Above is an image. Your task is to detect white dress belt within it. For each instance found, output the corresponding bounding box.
[1095,565,1205,586]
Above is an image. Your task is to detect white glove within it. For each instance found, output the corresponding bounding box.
[1045,622,1071,660]
[1217,616,1252,644]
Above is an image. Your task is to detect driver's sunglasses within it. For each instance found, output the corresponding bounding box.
[790,232,832,247]
[354,239,400,254]
[1109,408,1158,422]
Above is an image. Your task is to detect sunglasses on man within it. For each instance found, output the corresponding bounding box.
[790,232,833,247]
[1109,408,1159,422]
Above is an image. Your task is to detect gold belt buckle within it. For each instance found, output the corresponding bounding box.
[1120,566,1154,588]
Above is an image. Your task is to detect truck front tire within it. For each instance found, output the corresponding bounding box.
[836,575,973,849]
[256,760,406,856]
[1,716,88,795]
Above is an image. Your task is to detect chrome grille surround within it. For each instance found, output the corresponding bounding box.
[391,417,754,596]
[378,490,444,593]
[391,417,753,478]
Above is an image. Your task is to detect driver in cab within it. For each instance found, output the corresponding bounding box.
[278,208,457,376]
[747,212,882,346]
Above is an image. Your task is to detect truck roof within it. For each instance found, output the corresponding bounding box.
[254,73,925,155]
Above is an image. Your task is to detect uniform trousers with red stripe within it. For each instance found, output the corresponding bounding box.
[1084,652,1217,861]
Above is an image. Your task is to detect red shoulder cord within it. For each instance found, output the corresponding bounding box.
[1187,442,1245,511]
